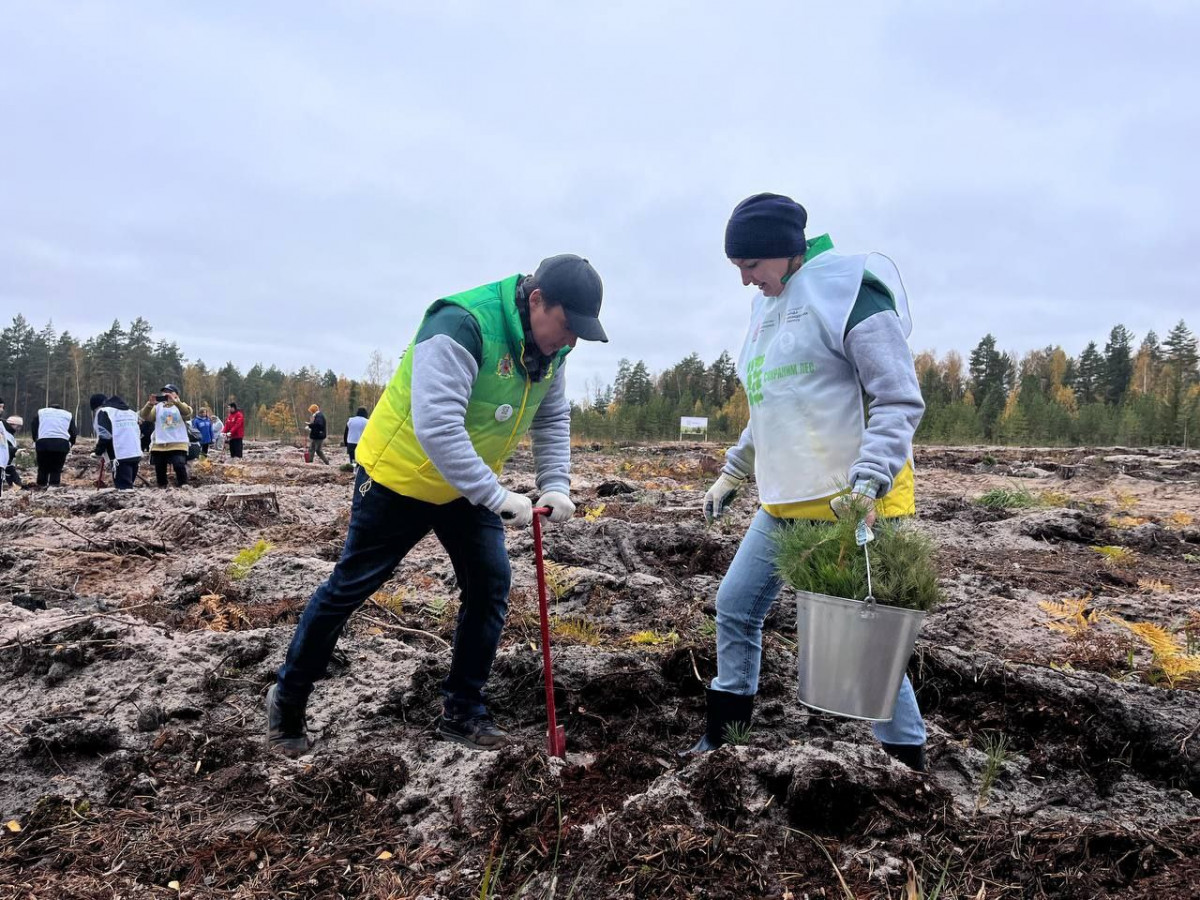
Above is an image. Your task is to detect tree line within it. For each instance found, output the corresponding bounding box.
[3,314,1198,447]
[0,316,390,440]
[570,321,1200,447]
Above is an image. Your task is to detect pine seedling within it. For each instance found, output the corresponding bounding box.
[977,733,1010,808]
[774,517,942,611]
[723,721,753,746]
[228,539,273,580]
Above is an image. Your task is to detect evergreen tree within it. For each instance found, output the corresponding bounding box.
[708,350,738,405]
[1102,324,1134,406]
[624,361,653,406]
[1163,320,1199,443]
[612,358,632,404]
[968,334,1007,438]
[124,317,155,401]
[1074,341,1103,405]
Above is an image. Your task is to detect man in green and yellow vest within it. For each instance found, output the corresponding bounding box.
[268,254,607,755]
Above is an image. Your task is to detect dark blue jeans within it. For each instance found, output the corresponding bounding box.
[276,468,511,719]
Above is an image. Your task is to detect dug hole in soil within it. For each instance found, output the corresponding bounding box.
[1,441,1199,898]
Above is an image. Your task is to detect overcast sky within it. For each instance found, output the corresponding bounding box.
[2,1,1197,400]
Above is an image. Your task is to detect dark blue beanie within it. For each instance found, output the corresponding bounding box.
[724,193,808,260]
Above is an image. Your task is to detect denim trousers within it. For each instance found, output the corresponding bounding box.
[712,508,927,746]
[276,468,511,719]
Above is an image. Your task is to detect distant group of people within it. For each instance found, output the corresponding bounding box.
[1,390,367,494]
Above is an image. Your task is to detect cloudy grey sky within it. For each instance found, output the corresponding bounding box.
[2,0,1197,400]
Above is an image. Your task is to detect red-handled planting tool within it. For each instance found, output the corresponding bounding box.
[531,506,567,758]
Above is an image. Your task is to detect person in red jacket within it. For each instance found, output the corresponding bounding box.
[224,402,245,458]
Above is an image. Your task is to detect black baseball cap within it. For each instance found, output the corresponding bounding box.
[533,254,607,342]
[161,383,180,394]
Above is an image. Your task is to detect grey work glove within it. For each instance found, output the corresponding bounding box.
[536,490,575,523]
[703,473,744,523]
[494,490,534,527]
[829,478,883,528]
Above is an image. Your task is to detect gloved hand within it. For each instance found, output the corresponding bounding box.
[703,473,744,523]
[536,490,575,523]
[830,479,881,528]
[495,490,533,527]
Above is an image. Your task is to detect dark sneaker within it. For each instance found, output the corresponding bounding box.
[266,684,309,757]
[438,713,509,750]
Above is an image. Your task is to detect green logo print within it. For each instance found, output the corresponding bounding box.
[746,356,765,406]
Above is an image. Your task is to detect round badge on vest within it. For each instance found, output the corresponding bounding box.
[495,404,514,422]
[778,332,796,353]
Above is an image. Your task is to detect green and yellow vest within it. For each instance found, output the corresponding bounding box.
[356,275,568,504]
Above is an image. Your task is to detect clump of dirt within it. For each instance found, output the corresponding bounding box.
[2,442,1200,897]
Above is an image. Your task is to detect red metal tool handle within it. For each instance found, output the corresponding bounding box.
[532,507,566,757]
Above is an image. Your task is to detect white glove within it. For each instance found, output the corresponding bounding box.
[495,490,533,527]
[703,473,744,523]
[536,490,575,523]
[829,479,882,527]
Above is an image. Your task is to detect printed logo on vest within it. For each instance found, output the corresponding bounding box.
[745,356,765,406]
[495,404,514,422]
[497,355,515,378]
[778,333,796,353]
[746,356,816,407]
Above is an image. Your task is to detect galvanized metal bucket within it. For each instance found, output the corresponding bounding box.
[795,591,925,721]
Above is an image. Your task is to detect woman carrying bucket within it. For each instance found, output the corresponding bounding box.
[688,193,928,771]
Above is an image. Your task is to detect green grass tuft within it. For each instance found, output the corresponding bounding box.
[975,486,1039,509]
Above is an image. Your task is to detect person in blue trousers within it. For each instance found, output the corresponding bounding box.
[689,193,929,771]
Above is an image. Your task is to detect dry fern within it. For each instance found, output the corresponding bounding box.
[198,593,251,632]
[1138,578,1172,594]
[542,561,580,601]
[1038,597,1099,636]
[1111,617,1200,687]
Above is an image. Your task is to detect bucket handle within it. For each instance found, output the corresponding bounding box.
[858,520,878,620]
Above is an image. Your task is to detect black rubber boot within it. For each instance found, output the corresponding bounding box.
[881,742,926,772]
[680,688,755,756]
[266,684,309,757]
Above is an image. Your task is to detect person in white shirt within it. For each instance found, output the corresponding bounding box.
[31,405,77,488]
[343,407,369,468]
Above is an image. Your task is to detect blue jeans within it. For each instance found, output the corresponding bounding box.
[276,468,512,719]
[713,508,927,746]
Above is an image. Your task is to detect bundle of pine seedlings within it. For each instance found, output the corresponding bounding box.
[773,515,943,611]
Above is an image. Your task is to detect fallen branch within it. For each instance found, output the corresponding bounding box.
[360,613,450,648]
[51,517,101,551]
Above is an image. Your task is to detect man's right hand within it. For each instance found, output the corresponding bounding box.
[495,490,533,527]
[703,473,744,524]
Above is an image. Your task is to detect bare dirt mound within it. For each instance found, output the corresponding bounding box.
[2,442,1199,898]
